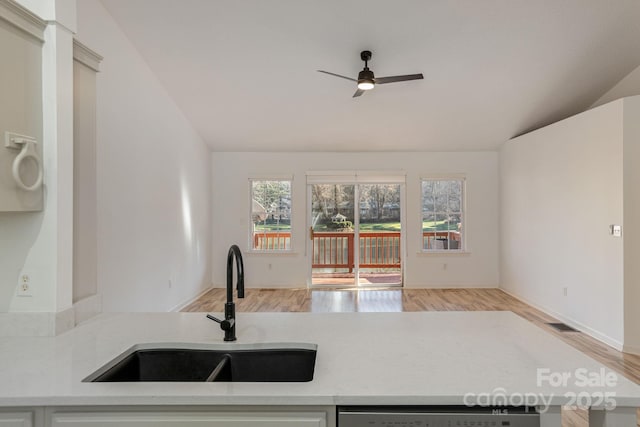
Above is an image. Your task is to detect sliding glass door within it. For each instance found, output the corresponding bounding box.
[308,182,403,287]
[357,184,402,286]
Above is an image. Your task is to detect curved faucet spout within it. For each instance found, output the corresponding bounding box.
[227,244,244,301]
[207,244,245,341]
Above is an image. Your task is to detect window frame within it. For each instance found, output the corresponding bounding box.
[248,177,294,253]
[419,175,466,253]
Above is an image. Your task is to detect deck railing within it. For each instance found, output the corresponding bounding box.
[311,232,354,271]
[253,232,292,250]
[422,231,461,250]
[359,232,401,269]
[253,230,461,269]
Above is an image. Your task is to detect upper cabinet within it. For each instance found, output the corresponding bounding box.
[0,1,45,212]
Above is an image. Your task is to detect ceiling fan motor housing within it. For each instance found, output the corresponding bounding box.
[358,69,375,85]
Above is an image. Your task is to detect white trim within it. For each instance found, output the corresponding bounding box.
[247,174,293,181]
[0,309,74,337]
[73,39,103,72]
[307,180,406,288]
[72,294,102,325]
[420,172,467,180]
[248,178,294,252]
[500,288,625,351]
[417,250,472,256]
[55,307,75,335]
[306,170,406,184]
[420,176,466,253]
[403,284,498,289]
[399,182,407,287]
[622,344,640,355]
[0,0,46,42]
[306,183,312,287]
[169,286,214,312]
[246,250,298,255]
[0,313,49,336]
[353,185,360,283]
[306,170,357,176]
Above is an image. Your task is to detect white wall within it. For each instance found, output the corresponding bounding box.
[75,0,212,312]
[500,100,625,348]
[212,152,499,289]
[623,96,640,353]
[14,0,75,29]
[13,0,53,20]
[592,64,640,108]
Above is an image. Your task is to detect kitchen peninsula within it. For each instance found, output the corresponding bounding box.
[0,311,638,426]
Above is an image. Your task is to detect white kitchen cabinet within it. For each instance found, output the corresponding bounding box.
[50,411,326,427]
[0,412,32,427]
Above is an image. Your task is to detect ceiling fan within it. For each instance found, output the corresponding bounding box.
[318,50,423,98]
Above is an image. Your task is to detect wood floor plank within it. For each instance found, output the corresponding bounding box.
[562,407,589,427]
[182,287,640,426]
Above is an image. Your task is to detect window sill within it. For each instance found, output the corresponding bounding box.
[417,250,471,256]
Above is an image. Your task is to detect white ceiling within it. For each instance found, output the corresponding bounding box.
[99,0,640,152]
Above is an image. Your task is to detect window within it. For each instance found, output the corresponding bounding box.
[421,178,464,251]
[250,179,292,251]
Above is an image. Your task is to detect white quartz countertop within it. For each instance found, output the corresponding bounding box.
[1,311,639,408]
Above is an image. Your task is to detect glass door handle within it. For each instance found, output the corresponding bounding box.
[309,226,314,241]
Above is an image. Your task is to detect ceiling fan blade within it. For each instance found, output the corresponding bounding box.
[353,88,365,98]
[317,70,357,82]
[374,73,424,85]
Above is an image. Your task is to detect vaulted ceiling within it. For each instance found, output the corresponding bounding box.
[99,0,640,152]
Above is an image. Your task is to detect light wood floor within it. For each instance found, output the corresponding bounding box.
[183,288,640,426]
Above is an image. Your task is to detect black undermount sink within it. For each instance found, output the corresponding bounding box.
[83,343,317,383]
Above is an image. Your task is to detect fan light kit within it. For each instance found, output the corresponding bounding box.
[318,50,423,98]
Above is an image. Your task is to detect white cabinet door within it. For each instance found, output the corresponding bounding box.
[0,413,32,427]
[51,411,326,427]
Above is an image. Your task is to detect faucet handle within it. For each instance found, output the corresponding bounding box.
[206,314,234,331]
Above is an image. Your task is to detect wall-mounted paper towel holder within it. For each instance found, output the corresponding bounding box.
[4,132,43,192]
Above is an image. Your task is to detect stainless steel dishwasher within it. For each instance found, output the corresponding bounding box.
[338,406,540,427]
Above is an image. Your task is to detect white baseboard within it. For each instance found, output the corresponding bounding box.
[0,295,103,337]
[0,312,54,336]
[500,288,625,351]
[55,307,75,335]
[0,307,74,337]
[622,343,640,355]
[170,286,215,312]
[73,294,102,325]
[404,283,500,289]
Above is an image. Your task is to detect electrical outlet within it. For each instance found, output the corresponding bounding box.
[611,225,622,237]
[563,287,568,297]
[17,272,33,296]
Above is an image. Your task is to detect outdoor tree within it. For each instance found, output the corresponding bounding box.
[252,180,291,227]
[360,184,400,221]
[312,184,354,223]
